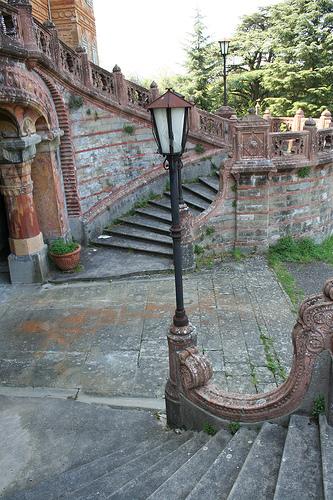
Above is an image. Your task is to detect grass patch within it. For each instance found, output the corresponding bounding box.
[203,422,217,436]
[270,260,303,306]
[194,144,205,154]
[259,332,287,381]
[266,235,333,306]
[297,166,311,178]
[123,124,135,135]
[268,235,333,265]
[228,422,240,435]
[194,244,205,255]
[68,94,83,110]
[311,394,326,420]
[249,362,258,388]
[133,192,160,210]
[205,226,215,237]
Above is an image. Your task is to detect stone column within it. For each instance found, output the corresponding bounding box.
[113,65,128,106]
[0,135,48,283]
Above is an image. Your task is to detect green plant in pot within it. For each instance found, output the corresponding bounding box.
[49,238,81,271]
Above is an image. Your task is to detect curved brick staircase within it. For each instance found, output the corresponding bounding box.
[5,413,332,499]
[91,174,220,258]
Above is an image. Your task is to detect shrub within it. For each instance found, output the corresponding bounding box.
[123,124,135,135]
[68,94,83,110]
[49,238,79,255]
[297,166,311,178]
[194,144,205,154]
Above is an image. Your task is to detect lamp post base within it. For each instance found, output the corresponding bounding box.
[166,322,196,428]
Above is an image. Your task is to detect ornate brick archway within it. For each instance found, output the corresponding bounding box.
[0,63,70,283]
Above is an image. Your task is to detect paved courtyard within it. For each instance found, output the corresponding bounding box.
[0,258,296,401]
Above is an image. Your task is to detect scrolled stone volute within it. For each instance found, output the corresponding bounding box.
[179,347,213,390]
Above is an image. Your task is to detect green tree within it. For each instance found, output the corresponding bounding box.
[262,0,333,115]
[183,10,216,110]
[226,7,274,113]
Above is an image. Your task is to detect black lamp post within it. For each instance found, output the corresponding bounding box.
[147,90,192,328]
[219,39,230,106]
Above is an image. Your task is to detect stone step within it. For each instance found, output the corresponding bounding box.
[68,432,194,499]
[187,427,258,500]
[104,225,172,246]
[91,235,173,257]
[135,207,172,224]
[182,182,217,203]
[147,429,232,500]
[5,436,172,500]
[164,191,209,212]
[116,215,170,236]
[274,415,324,500]
[198,176,220,192]
[148,198,171,212]
[319,415,333,500]
[228,422,287,500]
[109,432,210,500]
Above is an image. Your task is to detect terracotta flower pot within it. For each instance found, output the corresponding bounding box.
[50,244,81,271]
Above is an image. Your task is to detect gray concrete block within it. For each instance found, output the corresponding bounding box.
[8,245,49,284]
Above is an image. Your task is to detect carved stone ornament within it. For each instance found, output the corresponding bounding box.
[0,134,41,164]
[178,278,333,422]
[179,347,213,390]
[0,63,58,130]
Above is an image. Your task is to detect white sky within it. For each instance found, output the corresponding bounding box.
[94,0,281,81]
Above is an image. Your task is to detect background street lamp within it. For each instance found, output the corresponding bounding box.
[219,39,230,106]
[147,90,192,328]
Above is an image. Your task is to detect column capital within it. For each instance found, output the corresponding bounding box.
[0,134,41,164]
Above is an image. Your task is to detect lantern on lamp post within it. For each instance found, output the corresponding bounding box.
[147,89,192,328]
[218,39,230,106]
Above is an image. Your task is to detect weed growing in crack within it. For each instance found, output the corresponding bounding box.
[311,394,326,420]
[203,422,217,436]
[228,422,240,435]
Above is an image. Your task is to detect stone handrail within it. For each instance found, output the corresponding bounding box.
[318,128,333,153]
[0,1,231,148]
[125,79,150,108]
[270,131,309,159]
[170,278,333,423]
[0,1,22,46]
[90,62,116,99]
[197,109,230,143]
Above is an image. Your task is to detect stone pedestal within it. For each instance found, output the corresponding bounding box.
[8,244,48,283]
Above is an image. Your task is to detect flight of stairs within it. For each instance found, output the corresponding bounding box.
[91,175,220,258]
[6,414,332,499]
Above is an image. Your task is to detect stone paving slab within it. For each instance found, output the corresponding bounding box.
[0,258,296,398]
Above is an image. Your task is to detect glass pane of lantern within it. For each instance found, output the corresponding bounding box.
[171,108,185,153]
[153,108,170,154]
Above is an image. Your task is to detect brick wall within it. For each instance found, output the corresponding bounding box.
[68,95,225,241]
[196,164,333,254]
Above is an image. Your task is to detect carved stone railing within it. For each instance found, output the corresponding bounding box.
[90,63,116,98]
[125,79,150,108]
[58,40,83,82]
[0,1,230,147]
[270,131,309,159]
[0,1,21,46]
[318,128,333,153]
[198,109,229,143]
[33,19,52,59]
[166,278,333,426]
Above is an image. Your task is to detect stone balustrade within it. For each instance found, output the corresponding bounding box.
[0,1,232,148]
[0,1,22,47]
